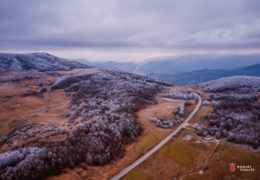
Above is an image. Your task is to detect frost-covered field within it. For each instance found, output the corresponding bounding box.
[0,69,169,180]
[197,76,260,149]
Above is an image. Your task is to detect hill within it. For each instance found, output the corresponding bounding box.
[0,53,89,72]
[0,62,170,179]
[122,76,260,180]
[199,75,260,92]
[148,64,260,86]
[0,53,259,180]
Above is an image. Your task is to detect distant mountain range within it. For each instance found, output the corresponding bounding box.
[77,54,260,75]
[0,53,89,72]
[148,64,260,85]
[75,59,137,73]
[133,54,260,75]
[76,54,260,85]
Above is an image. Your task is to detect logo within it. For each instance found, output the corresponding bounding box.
[229,163,236,173]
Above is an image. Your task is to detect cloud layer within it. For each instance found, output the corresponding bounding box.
[0,0,260,61]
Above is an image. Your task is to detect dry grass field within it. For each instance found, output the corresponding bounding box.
[187,141,260,180]
[122,129,216,180]
[122,128,260,180]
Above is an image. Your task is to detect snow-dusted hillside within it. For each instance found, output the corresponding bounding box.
[200,76,260,92]
[0,69,171,179]
[197,76,260,149]
[0,52,89,72]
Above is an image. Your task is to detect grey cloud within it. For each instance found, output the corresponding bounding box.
[0,0,260,51]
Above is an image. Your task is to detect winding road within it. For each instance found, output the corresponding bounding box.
[111,93,202,180]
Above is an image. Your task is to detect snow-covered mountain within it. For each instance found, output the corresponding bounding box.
[0,52,89,72]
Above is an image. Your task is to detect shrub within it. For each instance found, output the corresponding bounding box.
[160,91,194,100]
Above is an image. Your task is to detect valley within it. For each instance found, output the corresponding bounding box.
[0,53,259,180]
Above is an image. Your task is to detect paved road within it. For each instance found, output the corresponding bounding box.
[111,93,202,180]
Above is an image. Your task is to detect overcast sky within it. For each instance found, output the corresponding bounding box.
[0,0,260,62]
